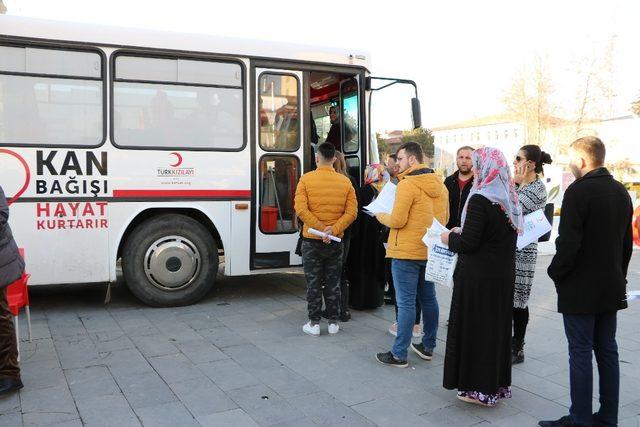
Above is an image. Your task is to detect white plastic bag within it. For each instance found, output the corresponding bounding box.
[423,219,458,288]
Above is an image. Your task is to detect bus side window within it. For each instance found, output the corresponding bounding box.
[0,45,103,147]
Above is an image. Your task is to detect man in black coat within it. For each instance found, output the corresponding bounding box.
[540,137,633,427]
[0,185,25,395]
[444,146,474,229]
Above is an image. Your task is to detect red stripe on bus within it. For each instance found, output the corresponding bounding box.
[112,189,251,198]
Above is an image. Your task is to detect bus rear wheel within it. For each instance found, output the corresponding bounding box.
[122,214,218,307]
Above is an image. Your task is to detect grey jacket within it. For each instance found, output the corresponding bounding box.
[0,186,25,289]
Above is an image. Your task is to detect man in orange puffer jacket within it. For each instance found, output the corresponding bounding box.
[295,143,357,337]
[375,142,449,367]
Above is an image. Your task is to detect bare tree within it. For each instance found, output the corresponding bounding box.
[503,55,554,146]
[572,36,617,134]
[0,0,7,14]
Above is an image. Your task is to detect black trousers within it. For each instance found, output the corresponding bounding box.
[0,289,20,380]
[513,307,529,341]
[563,312,619,426]
[301,239,343,322]
[339,234,351,316]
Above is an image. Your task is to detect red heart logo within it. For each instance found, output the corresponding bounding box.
[0,149,31,205]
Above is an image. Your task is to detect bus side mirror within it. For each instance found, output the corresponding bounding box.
[411,98,422,129]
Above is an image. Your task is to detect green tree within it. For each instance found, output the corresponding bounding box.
[376,133,390,157]
[401,127,434,159]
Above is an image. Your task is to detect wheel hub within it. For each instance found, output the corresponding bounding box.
[144,236,201,291]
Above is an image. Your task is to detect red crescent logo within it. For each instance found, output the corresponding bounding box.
[0,149,30,205]
[170,152,183,167]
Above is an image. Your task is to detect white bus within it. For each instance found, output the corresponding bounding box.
[0,16,421,306]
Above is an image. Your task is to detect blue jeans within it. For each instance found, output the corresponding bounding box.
[563,312,619,426]
[391,259,438,361]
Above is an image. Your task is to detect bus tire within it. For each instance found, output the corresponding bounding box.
[122,214,218,307]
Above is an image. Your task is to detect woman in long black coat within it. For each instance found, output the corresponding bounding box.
[347,165,387,309]
[441,147,522,407]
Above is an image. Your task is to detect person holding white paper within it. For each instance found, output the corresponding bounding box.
[374,142,449,368]
[441,147,521,407]
[511,145,552,364]
[294,143,357,337]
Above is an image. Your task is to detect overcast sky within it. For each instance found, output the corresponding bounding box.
[4,0,640,131]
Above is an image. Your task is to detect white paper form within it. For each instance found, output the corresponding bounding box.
[516,209,552,250]
[363,182,397,215]
[307,228,342,243]
[422,218,458,288]
[627,290,640,301]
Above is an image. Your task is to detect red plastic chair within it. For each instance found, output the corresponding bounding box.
[6,248,31,361]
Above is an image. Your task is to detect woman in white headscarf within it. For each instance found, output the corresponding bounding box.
[441,147,522,407]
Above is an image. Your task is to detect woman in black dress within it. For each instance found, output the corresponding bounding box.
[346,164,388,309]
[441,147,522,407]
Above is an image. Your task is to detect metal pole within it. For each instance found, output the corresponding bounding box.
[269,167,285,230]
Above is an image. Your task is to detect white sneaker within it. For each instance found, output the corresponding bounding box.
[388,322,422,338]
[328,323,339,335]
[303,322,320,337]
[412,324,423,338]
[388,322,398,337]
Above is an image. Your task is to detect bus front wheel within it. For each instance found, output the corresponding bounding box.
[122,214,218,307]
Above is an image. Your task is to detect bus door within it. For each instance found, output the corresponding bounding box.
[339,76,363,185]
[251,68,304,269]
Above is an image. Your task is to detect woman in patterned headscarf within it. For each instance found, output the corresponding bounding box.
[441,147,522,407]
[346,164,389,310]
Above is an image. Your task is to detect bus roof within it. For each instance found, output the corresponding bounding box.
[0,15,371,70]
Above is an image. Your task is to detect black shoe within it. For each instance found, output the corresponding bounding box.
[375,351,408,368]
[0,377,23,395]
[339,311,351,322]
[538,416,589,427]
[512,338,525,364]
[592,414,616,427]
[410,343,433,361]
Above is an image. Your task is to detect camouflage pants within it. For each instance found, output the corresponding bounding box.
[0,289,20,380]
[301,239,343,322]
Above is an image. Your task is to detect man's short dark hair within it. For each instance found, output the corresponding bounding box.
[456,146,474,155]
[571,136,606,166]
[388,153,397,161]
[317,142,336,161]
[397,141,424,163]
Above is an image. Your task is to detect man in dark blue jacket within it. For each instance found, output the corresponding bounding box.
[0,185,24,395]
[540,137,633,427]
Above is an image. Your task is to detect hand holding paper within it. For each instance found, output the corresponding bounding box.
[517,209,552,250]
[364,182,396,215]
[308,228,342,243]
[627,290,640,301]
[423,219,458,288]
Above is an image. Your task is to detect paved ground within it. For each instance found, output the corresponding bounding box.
[1,253,640,427]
